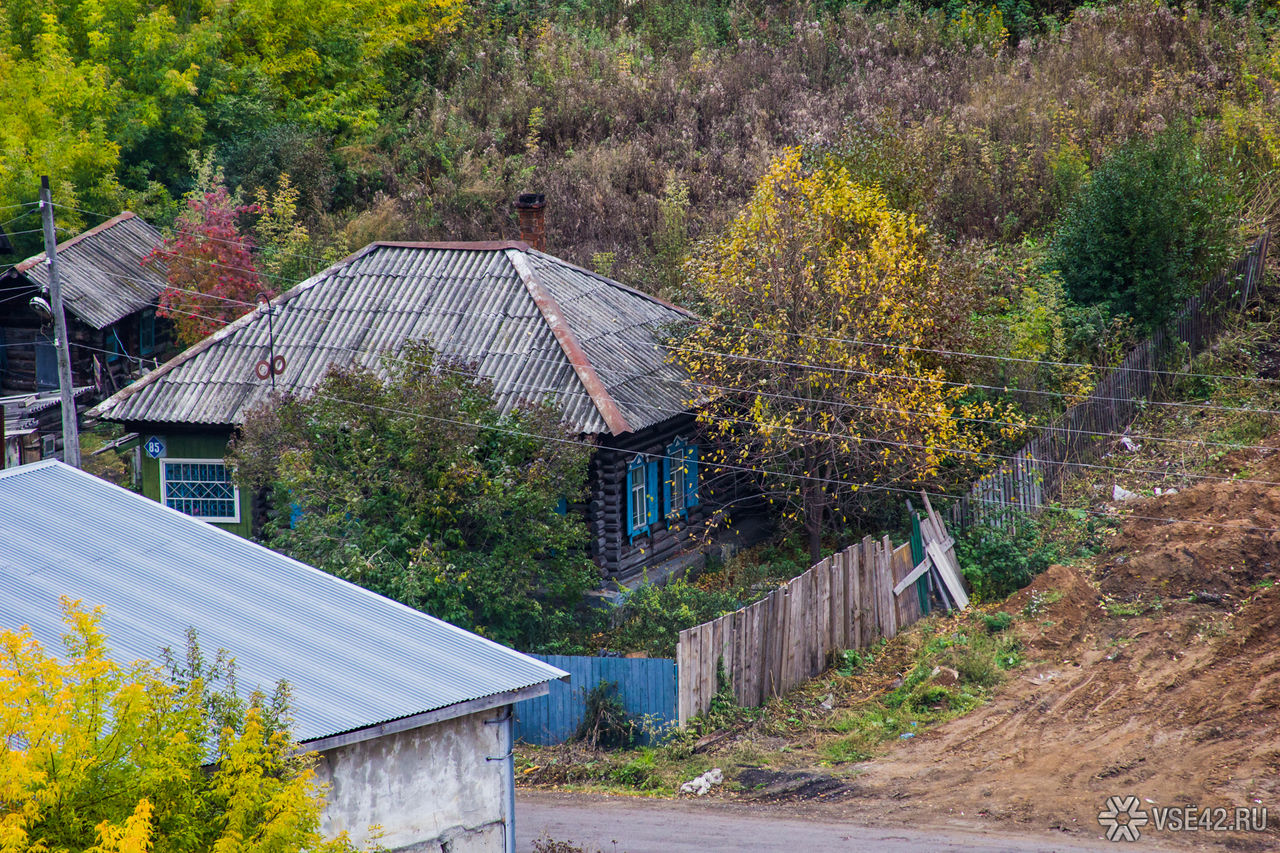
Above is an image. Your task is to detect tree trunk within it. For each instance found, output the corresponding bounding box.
[806,511,821,565]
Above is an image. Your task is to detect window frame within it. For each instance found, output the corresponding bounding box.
[159,457,241,523]
[664,438,689,520]
[626,454,649,540]
[105,326,124,363]
[35,334,57,390]
[139,308,157,356]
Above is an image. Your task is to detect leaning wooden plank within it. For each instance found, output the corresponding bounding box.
[891,542,920,628]
[893,556,932,597]
[927,538,969,609]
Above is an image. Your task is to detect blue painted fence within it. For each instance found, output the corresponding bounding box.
[514,655,677,745]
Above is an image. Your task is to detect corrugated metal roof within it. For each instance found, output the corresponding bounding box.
[90,243,693,436]
[0,460,567,743]
[9,212,166,330]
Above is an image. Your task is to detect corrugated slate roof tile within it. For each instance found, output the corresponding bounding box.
[11,212,166,330]
[90,243,693,435]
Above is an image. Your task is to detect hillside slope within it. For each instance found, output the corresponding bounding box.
[845,441,1280,848]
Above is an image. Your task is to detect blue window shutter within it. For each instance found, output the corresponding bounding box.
[625,464,637,537]
[662,454,672,518]
[686,445,700,507]
[646,460,660,528]
[555,497,568,516]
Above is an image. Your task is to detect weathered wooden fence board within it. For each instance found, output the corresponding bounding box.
[676,502,964,724]
[947,233,1270,533]
[515,654,677,745]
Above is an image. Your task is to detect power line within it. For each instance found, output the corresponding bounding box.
[89,273,1280,481]
[82,284,1280,533]
[64,198,1277,392]
[305,390,1280,537]
[94,269,1280,456]
[100,287,1280,494]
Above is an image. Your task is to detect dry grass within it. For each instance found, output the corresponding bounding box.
[330,2,1279,294]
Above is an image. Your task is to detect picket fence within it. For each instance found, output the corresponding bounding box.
[947,233,1271,531]
[676,495,962,725]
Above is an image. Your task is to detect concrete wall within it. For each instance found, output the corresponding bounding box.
[314,708,508,853]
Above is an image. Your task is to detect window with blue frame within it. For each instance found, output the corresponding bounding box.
[625,454,660,540]
[627,455,647,538]
[161,459,240,523]
[664,439,699,519]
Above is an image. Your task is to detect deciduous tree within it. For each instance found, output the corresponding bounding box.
[147,181,267,348]
[674,148,1013,561]
[0,598,347,853]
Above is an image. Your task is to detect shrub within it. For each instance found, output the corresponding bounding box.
[575,680,638,749]
[1048,127,1240,329]
[612,749,662,790]
[956,512,1057,601]
[229,341,596,652]
[609,577,741,658]
[982,611,1014,633]
[1,599,347,853]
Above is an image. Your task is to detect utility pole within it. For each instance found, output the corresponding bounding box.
[39,176,81,468]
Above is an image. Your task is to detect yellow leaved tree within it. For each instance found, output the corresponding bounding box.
[674,148,1016,561]
[0,599,351,853]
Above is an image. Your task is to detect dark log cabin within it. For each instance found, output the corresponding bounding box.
[0,212,171,460]
[0,212,170,398]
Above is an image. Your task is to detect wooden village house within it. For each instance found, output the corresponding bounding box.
[0,211,170,460]
[89,238,766,582]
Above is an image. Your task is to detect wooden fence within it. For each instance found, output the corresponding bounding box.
[676,496,962,725]
[514,653,677,745]
[947,233,1272,531]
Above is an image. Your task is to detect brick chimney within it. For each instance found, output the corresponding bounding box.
[514,193,546,252]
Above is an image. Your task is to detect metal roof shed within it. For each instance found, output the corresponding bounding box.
[0,460,567,851]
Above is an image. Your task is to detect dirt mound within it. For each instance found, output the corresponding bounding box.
[835,444,1280,848]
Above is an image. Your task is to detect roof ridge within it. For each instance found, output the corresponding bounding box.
[506,248,633,436]
[374,240,531,252]
[89,242,382,422]
[526,249,696,318]
[14,211,138,274]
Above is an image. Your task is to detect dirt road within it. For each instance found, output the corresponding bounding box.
[517,791,1155,852]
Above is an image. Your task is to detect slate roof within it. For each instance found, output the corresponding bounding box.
[0,460,567,744]
[89,242,694,436]
[5,212,166,330]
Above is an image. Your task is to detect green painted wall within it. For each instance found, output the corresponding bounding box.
[138,430,253,539]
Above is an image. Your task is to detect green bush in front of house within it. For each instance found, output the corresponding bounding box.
[228,341,597,652]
